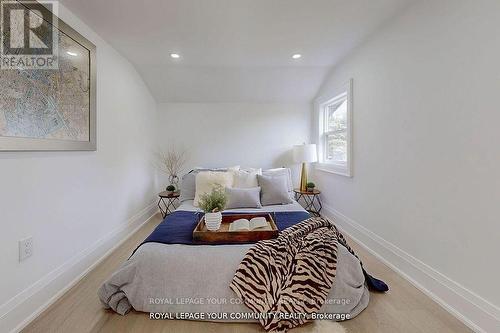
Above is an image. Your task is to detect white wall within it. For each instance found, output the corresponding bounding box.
[312,0,500,331]
[0,4,158,332]
[157,103,311,186]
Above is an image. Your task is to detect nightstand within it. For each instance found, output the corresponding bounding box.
[158,191,180,218]
[293,189,322,217]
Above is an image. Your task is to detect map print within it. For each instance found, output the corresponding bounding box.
[0,31,90,142]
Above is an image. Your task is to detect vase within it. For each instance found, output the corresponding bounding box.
[168,175,179,189]
[205,212,222,231]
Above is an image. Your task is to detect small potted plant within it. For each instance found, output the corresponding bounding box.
[166,185,176,195]
[198,185,227,231]
[306,182,315,192]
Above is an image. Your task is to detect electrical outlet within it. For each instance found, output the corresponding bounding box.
[19,237,33,262]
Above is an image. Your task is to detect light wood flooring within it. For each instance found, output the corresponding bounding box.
[23,213,472,333]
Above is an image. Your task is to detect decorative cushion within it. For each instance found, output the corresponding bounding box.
[179,166,240,202]
[232,168,262,188]
[262,168,293,193]
[179,172,197,202]
[193,171,234,207]
[257,174,293,206]
[225,187,262,209]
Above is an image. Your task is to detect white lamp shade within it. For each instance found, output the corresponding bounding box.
[293,144,318,163]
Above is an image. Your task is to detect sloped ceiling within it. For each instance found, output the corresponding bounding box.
[60,0,414,103]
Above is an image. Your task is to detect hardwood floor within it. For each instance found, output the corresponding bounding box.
[23,213,472,333]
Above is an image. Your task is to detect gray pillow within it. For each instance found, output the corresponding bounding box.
[179,172,197,202]
[257,174,293,206]
[262,168,293,193]
[225,187,262,209]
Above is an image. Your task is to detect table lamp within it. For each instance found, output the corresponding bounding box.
[293,144,318,191]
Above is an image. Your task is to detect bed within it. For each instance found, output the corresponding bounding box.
[98,199,370,322]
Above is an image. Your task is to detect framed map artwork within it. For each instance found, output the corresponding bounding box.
[0,0,96,151]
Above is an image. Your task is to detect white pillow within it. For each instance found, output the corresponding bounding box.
[193,171,234,207]
[232,168,262,188]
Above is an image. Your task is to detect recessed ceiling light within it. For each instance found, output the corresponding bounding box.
[66,51,78,56]
[292,54,302,59]
[170,53,180,59]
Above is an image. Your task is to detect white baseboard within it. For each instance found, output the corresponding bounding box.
[0,201,159,333]
[322,204,499,333]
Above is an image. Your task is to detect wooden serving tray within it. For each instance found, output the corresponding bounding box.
[193,213,279,244]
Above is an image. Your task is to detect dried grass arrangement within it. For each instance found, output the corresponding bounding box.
[154,145,188,188]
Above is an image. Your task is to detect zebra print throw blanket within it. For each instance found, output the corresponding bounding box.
[230,217,357,332]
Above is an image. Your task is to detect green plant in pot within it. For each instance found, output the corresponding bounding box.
[306,182,315,192]
[166,185,176,194]
[198,185,227,231]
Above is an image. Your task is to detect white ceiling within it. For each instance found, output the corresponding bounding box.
[60,0,414,103]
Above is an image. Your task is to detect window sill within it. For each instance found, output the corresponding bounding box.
[315,163,352,178]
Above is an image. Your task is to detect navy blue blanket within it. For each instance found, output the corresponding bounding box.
[141,210,310,247]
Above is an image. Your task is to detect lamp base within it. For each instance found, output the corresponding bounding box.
[300,162,308,192]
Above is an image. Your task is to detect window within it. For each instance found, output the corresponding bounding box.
[324,95,348,163]
[316,79,352,177]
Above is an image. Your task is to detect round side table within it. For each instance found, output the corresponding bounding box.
[158,191,180,218]
[293,189,322,217]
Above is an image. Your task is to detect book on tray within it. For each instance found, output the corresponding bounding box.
[229,217,271,231]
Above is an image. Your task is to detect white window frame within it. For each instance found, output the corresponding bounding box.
[315,79,353,177]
